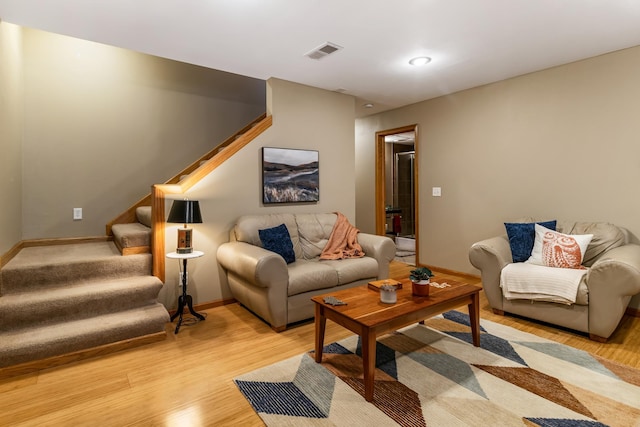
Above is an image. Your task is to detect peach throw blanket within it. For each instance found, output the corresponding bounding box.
[320,212,365,260]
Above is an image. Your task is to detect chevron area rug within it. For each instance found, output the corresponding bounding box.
[235,311,640,426]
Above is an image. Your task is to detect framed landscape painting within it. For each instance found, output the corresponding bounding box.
[262,147,319,204]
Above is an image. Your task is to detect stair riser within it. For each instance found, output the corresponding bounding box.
[1,256,152,294]
[0,304,169,368]
[0,281,163,330]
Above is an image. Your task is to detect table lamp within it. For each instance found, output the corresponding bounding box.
[167,199,202,254]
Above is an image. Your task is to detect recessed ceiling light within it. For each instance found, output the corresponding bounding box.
[409,56,431,66]
[363,103,374,108]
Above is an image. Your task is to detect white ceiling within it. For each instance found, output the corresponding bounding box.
[2,0,640,117]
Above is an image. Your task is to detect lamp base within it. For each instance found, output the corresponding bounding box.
[177,228,193,254]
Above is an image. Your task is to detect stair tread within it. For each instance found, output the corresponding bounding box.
[1,243,152,293]
[0,275,164,332]
[112,222,151,249]
[3,241,146,270]
[0,275,162,304]
[1,304,168,339]
[112,222,151,234]
[0,304,169,368]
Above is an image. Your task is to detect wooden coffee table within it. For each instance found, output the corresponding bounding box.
[312,278,481,402]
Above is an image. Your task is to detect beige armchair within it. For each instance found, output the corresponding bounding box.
[469,220,640,341]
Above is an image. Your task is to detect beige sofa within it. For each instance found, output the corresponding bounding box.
[217,213,396,331]
[469,220,640,341]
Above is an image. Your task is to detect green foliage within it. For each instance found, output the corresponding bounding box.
[409,267,433,282]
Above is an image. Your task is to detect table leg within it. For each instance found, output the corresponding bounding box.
[468,292,481,347]
[362,328,377,402]
[172,295,186,334]
[315,304,326,363]
[170,295,184,322]
[185,294,205,321]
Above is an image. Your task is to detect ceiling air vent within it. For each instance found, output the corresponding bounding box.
[305,42,343,60]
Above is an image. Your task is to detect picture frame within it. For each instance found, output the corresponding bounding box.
[262,147,319,204]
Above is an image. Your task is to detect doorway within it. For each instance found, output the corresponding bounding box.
[375,124,419,265]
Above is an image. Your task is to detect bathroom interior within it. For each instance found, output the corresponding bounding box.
[384,131,416,265]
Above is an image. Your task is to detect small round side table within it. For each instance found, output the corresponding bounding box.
[166,250,205,334]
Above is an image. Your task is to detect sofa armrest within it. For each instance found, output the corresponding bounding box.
[468,235,512,311]
[357,233,396,279]
[586,243,640,338]
[216,241,288,288]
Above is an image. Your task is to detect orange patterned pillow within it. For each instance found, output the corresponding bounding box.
[529,224,593,269]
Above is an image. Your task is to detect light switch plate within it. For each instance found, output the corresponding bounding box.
[432,187,442,197]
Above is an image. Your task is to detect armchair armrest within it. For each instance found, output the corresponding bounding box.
[586,243,640,339]
[357,233,396,279]
[468,235,512,310]
[216,241,288,288]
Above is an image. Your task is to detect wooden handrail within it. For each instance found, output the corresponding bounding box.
[106,113,267,235]
[151,115,273,281]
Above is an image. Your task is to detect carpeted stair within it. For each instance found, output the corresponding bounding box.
[0,241,169,369]
[112,206,152,255]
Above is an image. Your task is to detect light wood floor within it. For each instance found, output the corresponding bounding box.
[1,262,639,426]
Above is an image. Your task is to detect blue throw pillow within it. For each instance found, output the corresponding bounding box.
[259,223,295,264]
[504,220,557,263]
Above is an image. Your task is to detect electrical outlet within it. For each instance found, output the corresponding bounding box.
[73,208,83,220]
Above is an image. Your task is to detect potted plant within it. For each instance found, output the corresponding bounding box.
[409,267,434,296]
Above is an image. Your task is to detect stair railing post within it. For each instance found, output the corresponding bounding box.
[151,185,166,282]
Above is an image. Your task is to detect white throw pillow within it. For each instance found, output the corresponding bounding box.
[526,224,593,269]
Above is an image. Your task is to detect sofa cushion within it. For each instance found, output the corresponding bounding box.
[259,224,295,264]
[504,220,557,262]
[321,257,379,285]
[234,214,302,259]
[296,213,337,259]
[527,224,592,269]
[287,259,338,296]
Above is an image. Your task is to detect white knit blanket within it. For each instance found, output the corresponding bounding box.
[500,263,587,305]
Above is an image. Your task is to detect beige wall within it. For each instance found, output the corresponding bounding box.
[160,78,356,307]
[3,24,357,311]
[356,45,640,308]
[0,22,23,254]
[19,27,265,239]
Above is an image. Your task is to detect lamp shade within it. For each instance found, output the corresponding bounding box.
[167,200,202,224]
